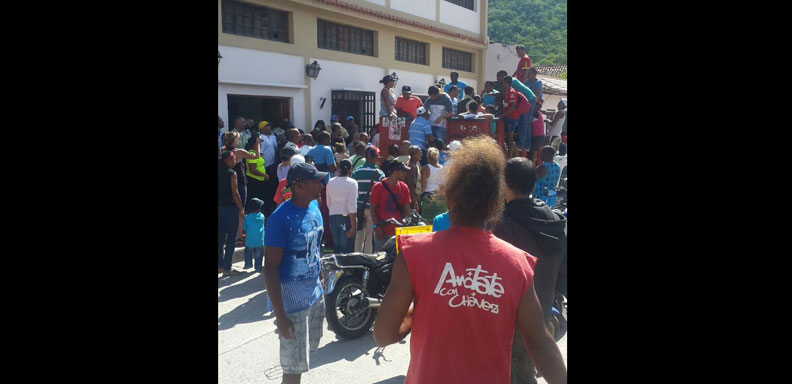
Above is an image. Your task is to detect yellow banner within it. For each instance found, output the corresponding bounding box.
[395,225,433,253]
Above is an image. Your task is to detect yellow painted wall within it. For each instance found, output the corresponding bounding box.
[218,0,487,85]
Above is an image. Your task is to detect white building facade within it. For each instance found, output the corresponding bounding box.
[218,0,489,135]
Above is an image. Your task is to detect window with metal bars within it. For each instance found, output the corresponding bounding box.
[442,48,473,72]
[331,91,376,136]
[317,19,374,56]
[445,0,475,11]
[395,37,427,65]
[221,0,289,43]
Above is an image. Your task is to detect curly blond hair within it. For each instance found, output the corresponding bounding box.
[439,135,505,226]
[222,131,239,149]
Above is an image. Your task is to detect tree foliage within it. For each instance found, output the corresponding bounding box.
[488,0,567,66]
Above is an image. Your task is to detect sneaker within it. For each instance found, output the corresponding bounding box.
[243,264,253,269]
[255,268,263,274]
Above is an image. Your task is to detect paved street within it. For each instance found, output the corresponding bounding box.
[219,250,567,383]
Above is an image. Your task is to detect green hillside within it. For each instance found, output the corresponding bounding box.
[488,0,567,66]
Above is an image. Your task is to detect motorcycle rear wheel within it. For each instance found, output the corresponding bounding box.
[325,276,378,339]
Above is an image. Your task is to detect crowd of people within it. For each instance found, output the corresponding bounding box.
[218,44,567,384]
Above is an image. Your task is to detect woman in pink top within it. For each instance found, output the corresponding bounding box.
[374,136,567,384]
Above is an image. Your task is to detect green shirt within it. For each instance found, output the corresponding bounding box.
[350,162,385,210]
[349,155,366,171]
[245,150,267,182]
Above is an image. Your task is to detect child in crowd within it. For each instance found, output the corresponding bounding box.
[529,106,546,164]
[485,105,498,136]
[274,155,304,207]
[242,198,266,272]
[533,146,562,208]
[459,102,495,120]
[276,147,295,181]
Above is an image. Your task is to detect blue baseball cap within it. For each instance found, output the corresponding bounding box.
[287,162,329,187]
[331,114,338,121]
[346,116,354,121]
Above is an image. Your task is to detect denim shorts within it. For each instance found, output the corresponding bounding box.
[279,296,325,374]
[503,118,519,134]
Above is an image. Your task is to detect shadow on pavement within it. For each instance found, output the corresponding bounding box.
[371,375,406,384]
[217,270,256,289]
[310,331,379,369]
[218,291,274,331]
[218,272,268,303]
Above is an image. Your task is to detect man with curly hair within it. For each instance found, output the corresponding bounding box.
[374,136,567,384]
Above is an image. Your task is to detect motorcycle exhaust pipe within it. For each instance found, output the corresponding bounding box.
[363,297,382,308]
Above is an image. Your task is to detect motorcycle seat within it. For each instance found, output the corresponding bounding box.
[332,252,389,268]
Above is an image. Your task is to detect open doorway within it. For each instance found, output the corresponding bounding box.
[227,95,291,130]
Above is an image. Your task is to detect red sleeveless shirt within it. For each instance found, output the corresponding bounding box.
[400,225,537,384]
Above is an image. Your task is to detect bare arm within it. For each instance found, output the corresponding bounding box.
[234,148,258,160]
[421,165,430,195]
[264,246,295,339]
[516,283,567,384]
[230,174,243,214]
[373,249,414,346]
[497,102,517,118]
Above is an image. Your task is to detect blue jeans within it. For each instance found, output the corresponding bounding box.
[244,246,264,271]
[431,125,446,143]
[218,205,239,270]
[329,215,352,254]
[503,118,519,134]
[517,112,533,150]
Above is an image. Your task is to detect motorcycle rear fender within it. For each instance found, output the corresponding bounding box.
[324,269,365,295]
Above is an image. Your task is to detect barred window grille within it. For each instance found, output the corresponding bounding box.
[445,0,475,11]
[332,91,376,136]
[317,19,374,56]
[395,37,427,65]
[442,48,473,72]
[221,0,289,43]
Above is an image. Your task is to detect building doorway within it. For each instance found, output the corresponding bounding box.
[227,95,291,130]
[331,90,375,136]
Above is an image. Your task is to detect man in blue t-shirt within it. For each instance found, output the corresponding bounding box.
[264,162,328,382]
[408,106,434,167]
[306,131,336,185]
[443,71,469,96]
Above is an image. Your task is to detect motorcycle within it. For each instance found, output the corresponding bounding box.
[321,211,426,339]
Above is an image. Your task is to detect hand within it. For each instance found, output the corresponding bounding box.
[275,315,296,339]
[433,118,442,125]
[264,174,270,181]
[346,227,356,238]
[399,305,415,336]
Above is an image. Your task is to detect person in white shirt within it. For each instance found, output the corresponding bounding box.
[458,101,495,120]
[325,159,359,253]
[258,121,279,216]
[300,134,314,157]
[419,147,448,222]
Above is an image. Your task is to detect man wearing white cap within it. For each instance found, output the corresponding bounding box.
[408,106,434,166]
[547,99,567,150]
[443,140,463,169]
